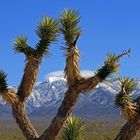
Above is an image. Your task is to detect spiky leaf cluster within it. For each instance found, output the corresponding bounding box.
[60,9,81,47]
[120,77,137,93]
[114,78,138,120]
[61,116,85,140]
[0,71,8,93]
[96,53,120,79]
[115,92,132,108]
[115,78,137,108]
[36,17,59,55]
[13,36,33,55]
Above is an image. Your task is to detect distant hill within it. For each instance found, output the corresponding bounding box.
[1,70,140,120]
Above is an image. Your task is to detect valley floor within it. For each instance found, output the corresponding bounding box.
[0,118,140,140]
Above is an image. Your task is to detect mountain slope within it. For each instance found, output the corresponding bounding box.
[0,70,140,119]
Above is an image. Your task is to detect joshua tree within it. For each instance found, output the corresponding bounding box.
[114,78,140,140]
[0,9,130,140]
[61,116,85,140]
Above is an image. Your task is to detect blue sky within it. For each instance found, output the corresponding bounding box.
[0,0,140,85]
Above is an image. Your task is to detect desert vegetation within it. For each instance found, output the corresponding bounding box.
[1,118,140,140]
[0,9,140,140]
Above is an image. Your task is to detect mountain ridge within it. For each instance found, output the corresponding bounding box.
[1,70,140,120]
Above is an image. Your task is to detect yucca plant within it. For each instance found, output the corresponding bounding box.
[115,77,138,120]
[13,36,33,56]
[0,70,7,93]
[96,50,130,80]
[60,9,81,46]
[42,9,130,140]
[114,78,140,140]
[0,9,130,140]
[96,53,120,79]
[11,16,60,139]
[61,116,85,140]
[35,17,60,57]
[60,9,81,87]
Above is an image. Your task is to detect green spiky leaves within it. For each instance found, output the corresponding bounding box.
[0,71,8,93]
[104,53,120,66]
[36,17,59,56]
[115,78,138,120]
[115,91,133,108]
[96,50,130,80]
[13,36,33,56]
[96,53,120,79]
[120,77,137,93]
[61,116,85,140]
[60,9,81,47]
[14,17,59,58]
[115,78,137,108]
[36,17,59,42]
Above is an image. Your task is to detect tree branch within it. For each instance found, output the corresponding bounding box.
[0,83,39,140]
[35,17,59,58]
[60,9,81,87]
[17,56,41,102]
[78,50,130,93]
[2,89,19,105]
[78,76,102,93]
[12,103,39,140]
[8,16,59,140]
[64,46,81,87]
[114,78,138,121]
[114,117,140,140]
[13,36,34,57]
[39,87,80,140]
[116,48,131,60]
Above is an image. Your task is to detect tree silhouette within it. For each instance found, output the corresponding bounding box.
[0,9,130,140]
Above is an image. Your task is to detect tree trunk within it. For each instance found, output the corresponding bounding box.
[114,117,140,140]
[17,57,40,102]
[12,103,39,140]
[39,87,79,140]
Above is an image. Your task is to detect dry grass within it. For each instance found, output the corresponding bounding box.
[0,117,140,140]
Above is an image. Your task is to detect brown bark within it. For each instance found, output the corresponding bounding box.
[0,11,131,140]
[2,89,19,105]
[39,40,82,139]
[64,47,81,87]
[12,103,39,140]
[0,90,38,140]
[10,54,124,140]
[78,76,102,93]
[11,56,41,140]
[39,86,80,140]
[39,76,102,140]
[114,116,140,140]
[17,56,40,102]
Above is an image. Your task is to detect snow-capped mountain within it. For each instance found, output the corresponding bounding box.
[1,70,140,120]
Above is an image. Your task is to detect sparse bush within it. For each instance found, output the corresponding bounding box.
[61,116,85,140]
